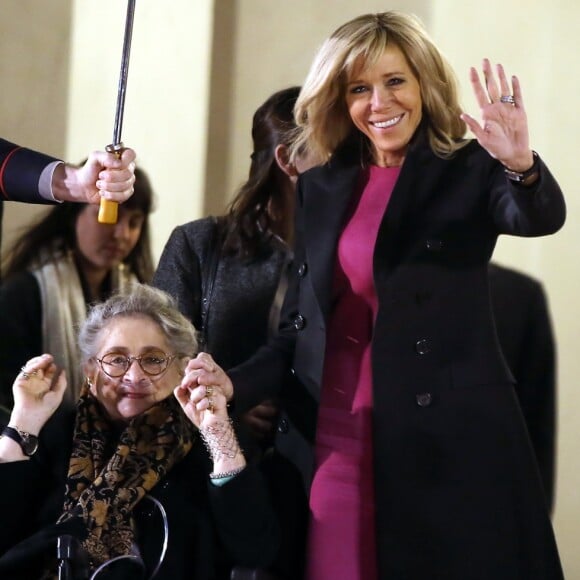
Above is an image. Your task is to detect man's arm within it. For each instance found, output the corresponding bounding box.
[0,138,135,205]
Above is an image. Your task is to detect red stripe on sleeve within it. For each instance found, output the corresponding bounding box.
[0,146,23,200]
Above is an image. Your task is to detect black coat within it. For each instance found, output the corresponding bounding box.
[489,262,556,513]
[230,135,566,579]
[0,405,281,580]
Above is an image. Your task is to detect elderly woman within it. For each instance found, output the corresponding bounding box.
[0,284,279,579]
[190,10,565,580]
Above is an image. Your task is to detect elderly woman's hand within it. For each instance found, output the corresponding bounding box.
[174,353,246,477]
[178,353,234,403]
[461,58,534,174]
[174,352,234,431]
[9,354,67,436]
[174,373,230,431]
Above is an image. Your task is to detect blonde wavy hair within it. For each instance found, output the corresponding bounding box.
[292,11,467,164]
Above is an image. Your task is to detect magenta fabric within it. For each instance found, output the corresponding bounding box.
[306,165,400,580]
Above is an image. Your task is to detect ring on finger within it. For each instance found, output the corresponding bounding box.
[205,385,214,397]
[20,367,38,380]
[207,396,215,414]
[499,94,515,105]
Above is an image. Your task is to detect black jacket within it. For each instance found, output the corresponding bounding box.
[0,138,56,252]
[489,262,556,513]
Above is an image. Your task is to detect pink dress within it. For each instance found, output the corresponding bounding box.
[306,165,400,580]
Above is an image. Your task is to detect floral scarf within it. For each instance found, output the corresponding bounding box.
[56,383,195,571]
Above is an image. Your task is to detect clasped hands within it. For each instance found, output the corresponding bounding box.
[174,352,234,430]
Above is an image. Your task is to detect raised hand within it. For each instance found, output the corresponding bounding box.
[461,58,534,172]
[174,353,245,476]
[10,354,67,436]
[174,353,232,430]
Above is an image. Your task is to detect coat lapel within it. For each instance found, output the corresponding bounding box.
[300,129,449,323]
[301,155,361,321]
[374,131,448,272]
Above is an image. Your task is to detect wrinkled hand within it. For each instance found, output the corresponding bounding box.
[461,58,533,171]
[54,148,137,204]
[240,399,279,443]
[174,353,232,430]
[10,354,67,435]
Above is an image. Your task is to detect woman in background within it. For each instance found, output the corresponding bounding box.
[153,86,314,578]
[0,165,154,408]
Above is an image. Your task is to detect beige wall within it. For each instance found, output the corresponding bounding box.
[2,0,579,575]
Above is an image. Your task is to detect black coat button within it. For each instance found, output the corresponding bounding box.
[294,314,306,331]
[416,393,433,407]
[278,418,289,434]
[297,263,308,277]
[415,339,431,355]
[425,239,444,252]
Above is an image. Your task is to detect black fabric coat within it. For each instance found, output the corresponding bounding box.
[489,262,556,514]
[230,134,566,579]
[0,405,281,580]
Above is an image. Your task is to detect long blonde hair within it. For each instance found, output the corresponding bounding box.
[293,11,467,164]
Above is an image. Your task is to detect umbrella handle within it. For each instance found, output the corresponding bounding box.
[98,143,123,224]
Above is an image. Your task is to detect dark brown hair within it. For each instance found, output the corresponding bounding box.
[221,86,301,258]
[2,165,154,282]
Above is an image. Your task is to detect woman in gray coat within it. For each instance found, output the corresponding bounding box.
[153,87,314,579]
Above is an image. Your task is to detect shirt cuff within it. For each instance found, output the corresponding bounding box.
[210,474,237,487]
[39,161,64,203]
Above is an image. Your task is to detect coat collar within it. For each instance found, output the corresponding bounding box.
[298,125,460,317]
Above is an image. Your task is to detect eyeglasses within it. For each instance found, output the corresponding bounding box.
[95,350,177,378]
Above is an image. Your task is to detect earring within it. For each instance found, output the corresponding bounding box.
[86,377,94,388]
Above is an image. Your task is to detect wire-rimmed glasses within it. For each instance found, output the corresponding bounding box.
[95,350,177,378]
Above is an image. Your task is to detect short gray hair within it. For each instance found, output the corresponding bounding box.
[78,283,198,363]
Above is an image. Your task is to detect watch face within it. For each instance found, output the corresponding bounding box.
[21,433,39,456]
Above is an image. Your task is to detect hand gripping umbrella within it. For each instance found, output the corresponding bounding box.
[98,0,137,224]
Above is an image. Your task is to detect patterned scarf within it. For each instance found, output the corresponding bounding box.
[56,383,195,570]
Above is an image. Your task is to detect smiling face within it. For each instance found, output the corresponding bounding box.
[85,315,184,423]
[75,204,145,275]
[345,43,422,167]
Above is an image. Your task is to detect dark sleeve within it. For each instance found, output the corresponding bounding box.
[0,272,43,409]
[489,155,566,237]
[208,465,280,569]
[0,407,74,574]
[489,265,556,513]
[0,459,52,554]
[0,138,58,203]
[511,281,556,513]
[153,224,203,328]
[227,193,302,414]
